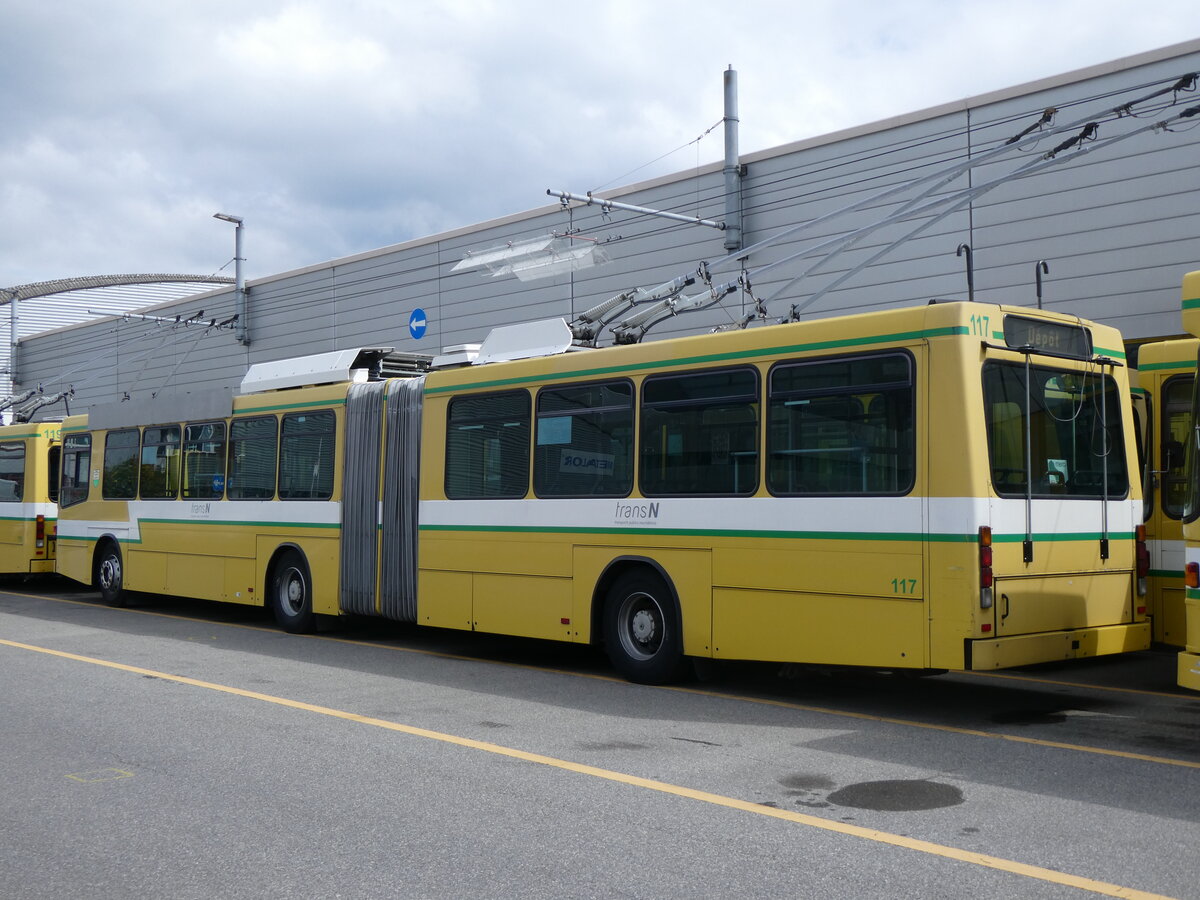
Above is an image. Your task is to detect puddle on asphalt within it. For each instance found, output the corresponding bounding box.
[826,779,964,811]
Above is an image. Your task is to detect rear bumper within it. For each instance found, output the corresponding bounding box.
[967,621,1150,670]
[1178,652,1200,692]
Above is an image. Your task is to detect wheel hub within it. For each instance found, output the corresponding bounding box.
[630,608,657,645]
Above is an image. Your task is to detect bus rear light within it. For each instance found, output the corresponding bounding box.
[981,623,992,633]
[35,514,45,550]
[1135,525,1149,578]
[979,527,994,603]
[1186,562,1199,590]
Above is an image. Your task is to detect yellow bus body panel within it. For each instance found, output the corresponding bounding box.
[971,622,1151,669]
[0,422,60,574]
[418,570,473,630]
[991,572,1133,636]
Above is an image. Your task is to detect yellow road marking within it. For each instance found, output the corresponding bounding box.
[655,683,1200,770]
[6,590,1200,772]
[0,636,1176,900]
[65,767,134,783]
[960,669,1194,701]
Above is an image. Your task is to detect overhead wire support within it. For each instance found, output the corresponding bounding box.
[1113,72,1196,116]
[595,69,1198,344]
[695,69,1199,284]
[774,100,1200,320]
[86,309,240,332]
[549,189,727,230]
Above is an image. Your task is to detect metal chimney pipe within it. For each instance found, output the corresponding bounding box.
[723,66,743,252]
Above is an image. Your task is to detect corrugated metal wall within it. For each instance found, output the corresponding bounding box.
[15,40,1200,414]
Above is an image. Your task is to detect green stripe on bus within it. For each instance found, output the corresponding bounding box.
[1137,359,1197,371]
[419,524,1135,543]
[991,531,1136,542]
[137,518,340,529]
[423,326,969,395]
[60,520,341,541]
[1149,569,1183,579]
[1182,296,1200,311]
[235,398,347,414]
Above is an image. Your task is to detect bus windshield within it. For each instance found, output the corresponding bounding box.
[983,361,1128,498]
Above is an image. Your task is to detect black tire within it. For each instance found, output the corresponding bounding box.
[271,550,316,633]
[603,569,686,684]
[97,542,127,607]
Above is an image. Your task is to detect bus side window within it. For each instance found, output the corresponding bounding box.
[228,416,278,500]
[103,429,139,500]
[47,446,61,504]
[183,422,227,499]
[767,353,914,496]
[0,441,25,502]
[640,368,759,496]
[1162,375,1194,519]
[60,434,91,508]
[279,411,336,500]
[445,391,531,499]
[534,380,633,498]
[141,425,181,500]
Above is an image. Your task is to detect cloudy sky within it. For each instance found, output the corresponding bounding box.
[2,1,1197,289]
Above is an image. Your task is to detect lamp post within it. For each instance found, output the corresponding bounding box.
[213,213,249,345]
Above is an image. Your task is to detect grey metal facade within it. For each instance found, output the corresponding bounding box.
[15,39,1200,416]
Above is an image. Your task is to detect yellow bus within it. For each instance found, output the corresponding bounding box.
[1131,339,1196,646]
[1176,270,1200,690]
[55,301,1149,683]
[0,422,60,575]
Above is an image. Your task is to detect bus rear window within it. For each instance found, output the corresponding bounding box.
[0,442,25,502]
[983,362,1128,498]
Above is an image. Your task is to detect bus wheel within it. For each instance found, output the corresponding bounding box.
[271,550,316,634]
[97,543,127,607]
[603,570,685,684]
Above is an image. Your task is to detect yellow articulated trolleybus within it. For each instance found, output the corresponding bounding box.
[54,300,1150,683]
[1176,270,1200,691]
[0,422,60,575]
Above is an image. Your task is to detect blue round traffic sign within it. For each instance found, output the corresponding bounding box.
[408,308,428,340]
